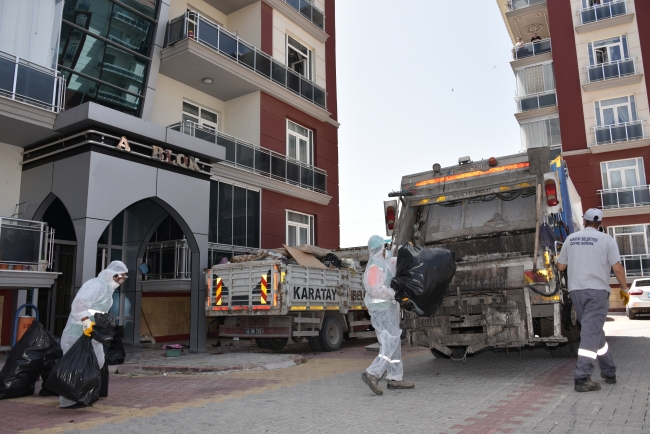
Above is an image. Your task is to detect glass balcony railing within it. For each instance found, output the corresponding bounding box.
[164,11,326,110]
[593,120,645,145]
[170,121,328,194]
[0,217,54,270]
[284,0,324,30]
[513,39,552,60]
[0,49,65,112]
[587,58,637,83]
[506,0,546,12]
[97,89,139,110]
[515,89,557,112]
[143,239,191,280]
[580,0,627,25]
[617,255,650,278]
[101,63,144,81]
[112,11,150,33]
[600,185,650,209]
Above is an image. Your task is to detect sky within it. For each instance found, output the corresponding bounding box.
[335,0,522,247]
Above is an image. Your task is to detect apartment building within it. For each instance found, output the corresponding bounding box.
[498,0,650,311]
[0,0,339,352]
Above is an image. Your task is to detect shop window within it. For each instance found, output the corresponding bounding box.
[287,120,313,165]
[208,180,260,249]
[287,36,312,80]
[286,210,314,247]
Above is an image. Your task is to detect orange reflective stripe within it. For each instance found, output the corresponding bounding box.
[260,274,268,304]
[415,162,530,187]
[216,277,222,306]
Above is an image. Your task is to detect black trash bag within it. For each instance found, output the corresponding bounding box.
[322,253,341,268]
[105,325,126,365]
[39,334,63,396]
[390,244,457,317]
[0,321,61,399]
[92,312,116,346]
[45,335,101,406]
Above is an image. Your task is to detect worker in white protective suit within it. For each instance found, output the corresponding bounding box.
[361,235,414,395]
[59,261,128,408]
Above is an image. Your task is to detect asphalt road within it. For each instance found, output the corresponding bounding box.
[1,313,648,434]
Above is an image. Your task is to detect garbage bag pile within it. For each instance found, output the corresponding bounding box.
[45,335,102,406]
[0,321,62,399]
[390,244,457,317]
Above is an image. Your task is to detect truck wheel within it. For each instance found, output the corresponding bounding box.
[255,338,269,349]
[265,338,288,351]
[549,344,575,358]
[308,336,323,352]
[319,317,343,352]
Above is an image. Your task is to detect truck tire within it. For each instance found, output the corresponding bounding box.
[255,338,269,349]
[430,348,450,359]
[261,338,288,351]
[319,317,343,352]
[308,336,323,352]
[549,343,575,358]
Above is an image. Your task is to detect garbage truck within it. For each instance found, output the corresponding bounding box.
[389,147,584,361]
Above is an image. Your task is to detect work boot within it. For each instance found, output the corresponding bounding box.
[387,379,415,390]
[600,372,617,384]
[361,372,383,395]
[575,376,601,392]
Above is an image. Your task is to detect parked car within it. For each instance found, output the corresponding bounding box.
[627,278,650,320]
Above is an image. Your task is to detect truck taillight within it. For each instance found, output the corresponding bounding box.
[545,179,559,207]
[629,289,643,295]
[386,207,396,230]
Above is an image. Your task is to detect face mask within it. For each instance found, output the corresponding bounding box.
[109,279,121,290]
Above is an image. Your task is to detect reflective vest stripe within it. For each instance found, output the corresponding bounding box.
[578,348,597,359]
[597,342,609,356]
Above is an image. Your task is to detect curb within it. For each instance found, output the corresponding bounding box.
[115,356,303,376]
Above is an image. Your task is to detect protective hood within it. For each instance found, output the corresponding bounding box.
[98,261,128,291]
[367,235,385,259]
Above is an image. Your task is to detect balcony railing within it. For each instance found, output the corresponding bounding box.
[599,185,650,209]
[0,50,65,112]
[587,58,636,83]
[97,89,139,109]
[593,120,645,145]
[580,0,627,25]
[101,62,144,81]
[515,89,557,112]
[112,11,150,33]
[513,38,552,60]
[170,121,327,194]
[284,0,324,30]
[143,239,191,280]
[617,255,650,278]
[163,11,327,110]
[0,217,54,270]
[506,0,546,12]
[107,35,142,51]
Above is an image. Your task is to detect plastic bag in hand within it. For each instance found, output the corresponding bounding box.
[390,244,456,317]
[0,321,61,399]
[105,325,126,365]
[92,312,116,345]
[44,335,101,406]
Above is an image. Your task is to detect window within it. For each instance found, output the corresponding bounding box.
[287,36,312,80]
[595,95,637,127]
[520,117,561,150]
[208,180,260,248]
[287,120,313,164]
[607,225,650,256]
[182,101,218,131]
[516,63,555,96]
[286,211,314,247]
[588,36,628,65]
[601,158,645,190]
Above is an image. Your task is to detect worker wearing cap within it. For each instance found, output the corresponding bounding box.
[556,208,627,392]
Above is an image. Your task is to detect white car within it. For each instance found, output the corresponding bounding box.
[627,278,650,319]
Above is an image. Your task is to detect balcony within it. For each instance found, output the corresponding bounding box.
[593,120,646,146]
[170,121,327,195]
[107,35,143,51]
[101,63,144,81]
[513,39,552,60]
[162,12,327,114]
[507,0,546,11]
[96,89,139,110]
[284,0,325,30]
[600,185,650,210]
[112,11,150,33]
[576,0,634,34]
[0,50,65,112]
[618,255,650,278]
[0,217,59,290]
[583,58,643,91]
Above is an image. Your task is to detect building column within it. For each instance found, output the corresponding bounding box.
[188,232,208,353]
[71,218,110,292]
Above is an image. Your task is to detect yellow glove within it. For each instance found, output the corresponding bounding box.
[82,319,95,337]
[619,289,630,306]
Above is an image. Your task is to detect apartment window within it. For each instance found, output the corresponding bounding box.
[607,225,650,256]
[182,101,218,131]
[287,211,314,247]
[208,180,260,248]
[287,36,312,80]
[588,36,628,65]
[601,158,645,190]
[516,63,555,96]
[520,117,561,150]
[595,96,637,127]
[287,120,314,164]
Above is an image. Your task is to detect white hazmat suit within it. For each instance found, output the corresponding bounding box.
[59,260,127,407]
[363,235,403,382]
